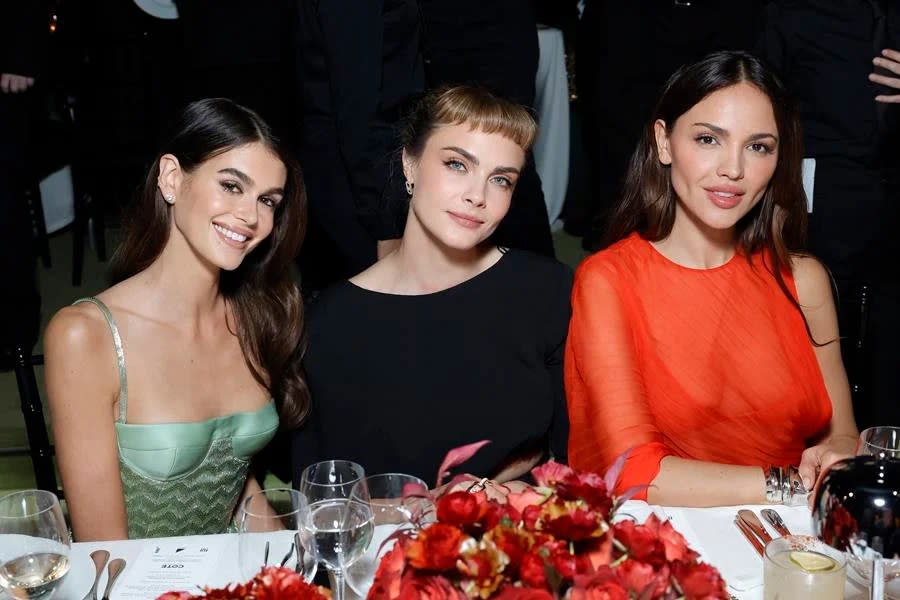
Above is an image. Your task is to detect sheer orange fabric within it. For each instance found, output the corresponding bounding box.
[565,233,832,499]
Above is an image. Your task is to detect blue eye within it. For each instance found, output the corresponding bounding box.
[444,159,466,171]
[491,176,513,188]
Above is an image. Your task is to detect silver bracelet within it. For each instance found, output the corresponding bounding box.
[765,465,784,504]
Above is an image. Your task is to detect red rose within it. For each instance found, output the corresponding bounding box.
[657,516,699,563]
[437,491,488,527]
[612,520,664,565]
[617,559,670,598]
[484,501,523,530]
[556,473,613,516]
[396,573,467,600]
[570,569,629,600]
[368,541,408,600]
[494,585,555,600]
[407,524,467,571]
[672,562,730,600]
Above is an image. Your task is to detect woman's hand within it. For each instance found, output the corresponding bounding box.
[437,476,533,503]
[799,435,857,492]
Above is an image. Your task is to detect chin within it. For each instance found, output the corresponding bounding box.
[437,228,492,252]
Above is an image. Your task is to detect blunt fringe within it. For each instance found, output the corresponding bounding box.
[108,98,311,428]
[402,85,538,157]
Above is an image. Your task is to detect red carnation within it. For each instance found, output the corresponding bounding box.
[368,541,408,600]
[570,569,629,600]
[617,559,670,598]
[494,586,555,600]
[657,516,699,563]
[672,562,730,600]
[519,549,549,589]
[531,461,574,488]
[484,501,523,530]
[407,524,467,571]
[612,519,664,566]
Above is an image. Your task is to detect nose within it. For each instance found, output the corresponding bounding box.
[716,145,745,180]
[233,194,259,226]
[464,180,487,208]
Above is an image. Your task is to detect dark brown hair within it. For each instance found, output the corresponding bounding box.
[109,98,310,427]
[606,51,819,340]
[402,85,538,158]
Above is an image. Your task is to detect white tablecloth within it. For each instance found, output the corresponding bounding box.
[56,503,876,600]
[534,26,570,228]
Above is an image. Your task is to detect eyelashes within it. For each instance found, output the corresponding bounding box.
[442,159,515,188]
[220,180,280,208]
[693,134,775,155]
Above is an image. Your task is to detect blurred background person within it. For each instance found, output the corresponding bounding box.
[293,0,424,296]
[758,0,900,428]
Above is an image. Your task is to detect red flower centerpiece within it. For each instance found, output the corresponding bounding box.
[157,566,329,600]
[367,456,729,600]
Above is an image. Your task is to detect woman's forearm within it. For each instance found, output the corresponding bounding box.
[647,456,767,507]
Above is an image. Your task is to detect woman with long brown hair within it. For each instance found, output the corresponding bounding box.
[566,51,859,507]
[45,98,309,540]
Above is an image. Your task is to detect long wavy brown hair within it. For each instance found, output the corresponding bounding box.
[605,51,822,341]
[109,98,310,427]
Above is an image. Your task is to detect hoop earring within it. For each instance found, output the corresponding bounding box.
[405,181,414,196]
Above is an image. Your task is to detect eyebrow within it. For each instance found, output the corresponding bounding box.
[442,146,521,175]
[692,122,778,143]
[218,167,285,196]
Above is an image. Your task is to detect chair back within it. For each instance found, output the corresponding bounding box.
[12,345,61,495]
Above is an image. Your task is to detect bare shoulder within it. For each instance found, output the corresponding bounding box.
[790,254,834,309]
[44,302,114,360]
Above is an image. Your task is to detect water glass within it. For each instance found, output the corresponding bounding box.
[0,490,71,600]
[299,460,368,600]
[237,488,318,582]
[345,473,431,596]
[857,426,900,460]
[764,535,846,600]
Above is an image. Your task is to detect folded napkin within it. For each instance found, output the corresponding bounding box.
[658,504,814,592]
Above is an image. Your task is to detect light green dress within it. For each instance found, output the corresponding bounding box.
[73,297,279,539]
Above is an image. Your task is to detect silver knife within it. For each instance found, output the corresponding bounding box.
[738,509,773,544]
[761,508,792,537]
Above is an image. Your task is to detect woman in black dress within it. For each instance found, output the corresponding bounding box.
[292,86,571,485]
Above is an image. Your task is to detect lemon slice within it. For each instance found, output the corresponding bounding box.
[789,550,837,572]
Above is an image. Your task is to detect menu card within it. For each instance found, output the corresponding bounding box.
[115,538,225,599]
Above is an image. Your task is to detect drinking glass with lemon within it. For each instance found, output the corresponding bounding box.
[764,535,846,599]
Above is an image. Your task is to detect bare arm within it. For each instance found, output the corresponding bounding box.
[45,307,129,541]
[792,256,859,489]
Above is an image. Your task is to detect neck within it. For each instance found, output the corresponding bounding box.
[388,213,496,294]
[653,205,737,269]
[138,229,223,327]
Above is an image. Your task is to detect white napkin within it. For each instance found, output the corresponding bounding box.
[658,504,814,592]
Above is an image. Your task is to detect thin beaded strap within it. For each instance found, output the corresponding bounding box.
[72,297,129,423]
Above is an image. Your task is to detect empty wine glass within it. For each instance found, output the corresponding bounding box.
[345,473,432,596]
[237,487,318,582]
[299,460,370,600]
[858,426,900,460]
[0,490,71,599]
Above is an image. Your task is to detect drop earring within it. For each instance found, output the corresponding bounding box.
[405,181,414,196]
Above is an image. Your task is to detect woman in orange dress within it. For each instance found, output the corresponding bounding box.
[566,51,859,507]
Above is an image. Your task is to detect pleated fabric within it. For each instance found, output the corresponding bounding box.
[565,233,832,499]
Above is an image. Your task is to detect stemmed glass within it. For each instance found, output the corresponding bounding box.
[237,487,318,582]
[0,490,71,599]
[857,426,900,460]
[299,460,371,600]
[344,473,432,596]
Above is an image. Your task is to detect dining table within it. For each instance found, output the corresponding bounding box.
[49,501,887,600]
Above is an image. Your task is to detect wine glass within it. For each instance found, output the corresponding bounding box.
[858,426,900,460]
[344,473,432,596]
[0,490,71,599]
[299,460,370,600]
[237,487,318,582]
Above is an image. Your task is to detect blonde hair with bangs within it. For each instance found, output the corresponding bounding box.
[402,85,537,157]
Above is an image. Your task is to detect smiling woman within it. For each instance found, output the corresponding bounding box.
[566,51,860,508]
[292,86,572,485]
[43,98,308,541]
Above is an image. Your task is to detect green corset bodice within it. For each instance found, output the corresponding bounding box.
[73,297,279,539]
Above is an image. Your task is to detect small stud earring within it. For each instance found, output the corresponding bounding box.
[164,194,175,204]
[405,181,414,196]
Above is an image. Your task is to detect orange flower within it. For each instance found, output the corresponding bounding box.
[407,524,468,571]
